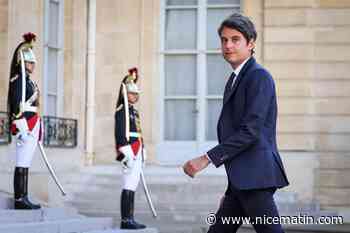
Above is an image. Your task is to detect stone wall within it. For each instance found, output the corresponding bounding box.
[93,0,159,164]
[62,0,87,163]
[264,0,350,208]
[0,0,8,112]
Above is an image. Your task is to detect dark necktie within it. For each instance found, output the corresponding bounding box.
[223,72,236,100]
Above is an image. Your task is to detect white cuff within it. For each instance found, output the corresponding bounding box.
[206,154,212,163]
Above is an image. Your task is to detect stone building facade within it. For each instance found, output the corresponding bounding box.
[0,0,349,212]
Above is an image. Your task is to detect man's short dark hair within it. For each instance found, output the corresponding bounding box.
[218,13,257,44]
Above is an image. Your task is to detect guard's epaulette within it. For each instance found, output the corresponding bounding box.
[10,75,19,83]
[116,104,124,112]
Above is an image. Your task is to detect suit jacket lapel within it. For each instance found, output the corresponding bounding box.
[223,57,256,106]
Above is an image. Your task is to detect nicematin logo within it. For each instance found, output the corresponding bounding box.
[205,213,344,226]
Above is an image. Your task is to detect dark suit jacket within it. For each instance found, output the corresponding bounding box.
[207,57,289,191]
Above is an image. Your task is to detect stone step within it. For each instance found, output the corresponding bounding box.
[79,210,205,233]
[62,174,215,186]
[58,166,316,233]
[63,183,296,207]
[63,185,222,207]
[86,226,195,233]
[79,209,209,220]
[211,225,350,233]
[61,166,227,185]
[0,207,82,223]
[65,191,223,205]
[63,187,225,205]
[276,202,321,215]
[0,195,12,209]
[66,198,322,219]
[235,224,350,233]
[64,181,227,193]
[0,217,113,233]
[64,175,227,184]
[274,191,299,203]
[65,200,220,214]
[0,192,49,210]
[66,192,222,207]
[84,228,158,233]
[66,198,299,212]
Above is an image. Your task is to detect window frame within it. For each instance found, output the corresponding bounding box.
[43,0,65,117]
[157,0,240,164]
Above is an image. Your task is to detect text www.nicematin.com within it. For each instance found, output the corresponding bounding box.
[205,213,344,226]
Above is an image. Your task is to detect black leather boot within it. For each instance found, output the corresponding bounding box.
[14,167,41,210]
[120,189,146,229]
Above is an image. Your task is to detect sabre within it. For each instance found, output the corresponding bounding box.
[140,169,157,218]
[38,143,67,196]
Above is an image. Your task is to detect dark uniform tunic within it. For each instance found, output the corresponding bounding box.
[114,104,143,160]
[8,73,39,134]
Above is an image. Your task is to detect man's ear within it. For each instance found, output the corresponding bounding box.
[248,39,256,52]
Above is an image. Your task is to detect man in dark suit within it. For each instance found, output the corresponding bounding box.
[183,13,289,233]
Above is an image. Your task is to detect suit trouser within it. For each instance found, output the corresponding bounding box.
[208,188,284,233]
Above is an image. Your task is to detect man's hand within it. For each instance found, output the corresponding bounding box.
[183,154,210,178]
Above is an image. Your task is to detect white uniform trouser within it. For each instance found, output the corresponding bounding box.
[15,119,40,168]
[122,148,142,191]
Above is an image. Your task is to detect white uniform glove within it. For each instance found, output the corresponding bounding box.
[13,118,32,145]
[118,145,135,169]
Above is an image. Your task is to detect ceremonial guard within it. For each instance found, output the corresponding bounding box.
[114,68,147,229]
[7,32,41,209]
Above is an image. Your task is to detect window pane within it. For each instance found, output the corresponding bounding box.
[206,99,222,140]
[47,95,57,116]
[48,48,58,93]
[207,0,240,5]
[167,0,197,5]
[165,100,196,140]
[165,55,197,95]
[207,8,240,49]
[165,9,197,49]
[207,54,232,95]
[49,1,59,47]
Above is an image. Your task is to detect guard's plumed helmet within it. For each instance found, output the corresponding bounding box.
[17,32,37,64]
[115,67,141,110]
[9,32,37,78]
[124,67,140,94]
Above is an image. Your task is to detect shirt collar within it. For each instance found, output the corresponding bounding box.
[233,56,251,77]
